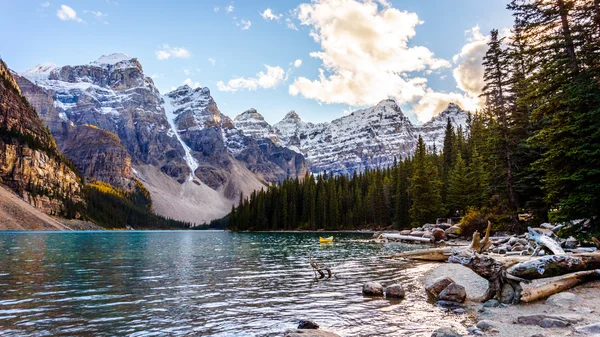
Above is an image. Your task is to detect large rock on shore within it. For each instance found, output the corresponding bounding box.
[425,264,488,301]
[426,277,455,299]
[438,283,467,303]
[385,284,406,299]
[362,281,384,296]
[431,327,461,337]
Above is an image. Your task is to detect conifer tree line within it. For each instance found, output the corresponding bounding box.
[219,0,599,234]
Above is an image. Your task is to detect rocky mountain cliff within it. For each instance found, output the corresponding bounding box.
[234,101,470,176]
[19,54,307,223]
[0,59,83,217]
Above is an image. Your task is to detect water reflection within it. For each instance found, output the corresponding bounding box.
[0,231,471,336]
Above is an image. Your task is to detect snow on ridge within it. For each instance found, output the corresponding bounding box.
[92,53,134,65]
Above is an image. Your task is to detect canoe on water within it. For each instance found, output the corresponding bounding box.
[319,236,333,243]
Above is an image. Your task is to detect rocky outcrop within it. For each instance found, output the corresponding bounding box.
[59,124,136,190]
[0,59,83,217]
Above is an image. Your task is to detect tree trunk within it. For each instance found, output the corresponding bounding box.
[507,254,600,280]
[380,234,433,243]
[520,269,600,302]
[594,0,600,36]
[557,0,579,74]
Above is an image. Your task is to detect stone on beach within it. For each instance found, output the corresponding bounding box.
[425,276,455,298]
[384,283,406,299]
[545,292,583,308]
[298,320,320,329]
[362,281,384,296]
[430,327,462,337]
[438,283,467,303]
[432,228,446,241]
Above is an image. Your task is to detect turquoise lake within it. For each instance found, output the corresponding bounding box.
[0,231,467,336]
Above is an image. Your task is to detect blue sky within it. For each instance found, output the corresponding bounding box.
[1,0,513,124]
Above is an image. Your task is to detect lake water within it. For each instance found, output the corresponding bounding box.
[0,231,469,336]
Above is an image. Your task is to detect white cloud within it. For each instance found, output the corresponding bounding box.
[150,73,162,79]
[41,2,50,7]
[84,10,107,17]
[261,8,282,20]
[183,69,191,75]
[225,5,234,13]
[294,59,302,68]
[288,0,450,111]
[208,58,216,66]
[236,19,251,30]
[155,45,191,60]
[57,5,83,23]
[409,26,490,122]
[214,7,219,12]
[184,78,202,89]
[217,65,286,92]
[286,18,299,31]
[452,26,488,97]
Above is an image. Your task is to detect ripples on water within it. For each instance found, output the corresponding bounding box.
[0,231,471,336]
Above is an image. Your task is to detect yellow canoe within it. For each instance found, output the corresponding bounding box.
[319,236,333,243]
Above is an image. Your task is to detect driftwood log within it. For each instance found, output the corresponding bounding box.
[380,234,433,243]
[520,269,600,303]
[527,227,565,256]
[593,237,600,249]
[309,255,332,279]
[507,254,600,280]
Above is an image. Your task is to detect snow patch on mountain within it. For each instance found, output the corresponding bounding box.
[162,94,200,181]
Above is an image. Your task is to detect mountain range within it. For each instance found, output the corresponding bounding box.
[6,53,469,224]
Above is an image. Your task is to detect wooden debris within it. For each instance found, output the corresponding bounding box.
[528,227,565,256]
[380,233,433,243]
[469,221,493,254]
[507,254,600,280]
[309,255,332,279]
[520,269,600,303]
[386,247,458,261]
[593,237,600,249]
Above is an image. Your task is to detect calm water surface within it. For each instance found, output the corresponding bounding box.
[0,231,470,336]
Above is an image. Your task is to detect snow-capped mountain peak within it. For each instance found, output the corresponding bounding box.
[91,53,134,66]
[282,110,302,122]
[26,62,58,74]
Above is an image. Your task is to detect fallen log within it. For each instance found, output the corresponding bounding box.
[528,227,565,256]
[593,237,600,249]
[386,247,458,261]
[520,269,600,303]
[507,254,600,280]
[380,234,433,243]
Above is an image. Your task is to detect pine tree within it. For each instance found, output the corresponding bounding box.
[409,136,444,224]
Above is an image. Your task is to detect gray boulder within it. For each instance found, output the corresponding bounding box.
[384,283,406,299]
[476,320,498,330]
[576,322,600,334]
[499,283,516,304]
[517,314,582,327]
[431,327,461,337]
[546,292,583,308]
[564,236,578,249]
[438,283,467,303]
[362,281,384,296]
